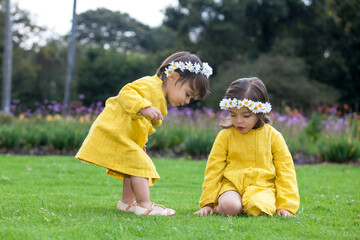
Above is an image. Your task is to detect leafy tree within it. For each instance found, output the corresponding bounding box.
[206,53,340,112]
[165,0,359,109]
[163,0,307,68]
[75,46,157,105]
[0,1,44,47]
[295,0,360,108]
[75,8,152,52]
[75,8,176,53]
[146,25,177,52]
[11,40,67,106]
[0,0,46,108]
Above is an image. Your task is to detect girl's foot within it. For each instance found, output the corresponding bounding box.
[117,200,137,212]
[135,203,176,216]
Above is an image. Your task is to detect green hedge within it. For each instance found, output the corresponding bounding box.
[1,113,359,163]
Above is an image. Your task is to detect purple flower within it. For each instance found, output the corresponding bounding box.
[183,107,193,117]
[203,107,214,116]
[96,101,103,107]
[278,115,288,122]
[53,104,61,112]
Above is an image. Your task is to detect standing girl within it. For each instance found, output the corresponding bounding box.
[195,77,299,217]
[76,51,212,216]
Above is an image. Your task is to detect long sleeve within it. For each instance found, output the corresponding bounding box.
[271,130,300,214]
[199,130,228,207]
[118,80,153,119]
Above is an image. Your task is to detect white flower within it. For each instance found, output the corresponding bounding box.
[178,61,185,71]
[248,102,256,112]
[195,63,202,74]
[219,98,238,109]
[252,102,262,114]
[219,99,228,110]
[164,61,213,78]
[164,67,174,77]
[218,98,272,114]
[201,62,213,78]
[229,98,238,108]
[243,99,251,107]
[236,100,244,109]
[263,102,272,113]
[169,61,179,69]
[185,61,194,72]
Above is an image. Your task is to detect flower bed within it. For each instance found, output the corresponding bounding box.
[1,101,359,163]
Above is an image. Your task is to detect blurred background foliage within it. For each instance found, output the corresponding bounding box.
[0,104,359,163]
[0,0,359,112]
[0,0,359,163]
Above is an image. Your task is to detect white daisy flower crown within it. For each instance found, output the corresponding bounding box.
[219,98,272,114]
[164,61,213,78]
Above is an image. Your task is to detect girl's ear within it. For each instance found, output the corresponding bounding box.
[168,72,180,84]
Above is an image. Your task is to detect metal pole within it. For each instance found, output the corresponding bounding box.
[63,0,77,115]
[2,0,13,114]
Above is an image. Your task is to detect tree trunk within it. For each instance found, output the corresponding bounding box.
[2,0,13,114]
[62,0,77,115]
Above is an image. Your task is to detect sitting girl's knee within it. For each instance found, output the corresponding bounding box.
[217,201,243,216]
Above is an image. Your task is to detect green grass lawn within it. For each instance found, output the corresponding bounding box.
[1,155,359,240]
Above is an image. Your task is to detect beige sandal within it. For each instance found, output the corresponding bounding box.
[135,203,176,216]
[117,201,137,213]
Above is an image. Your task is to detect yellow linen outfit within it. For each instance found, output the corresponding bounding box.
[199,124,300,216]
[76,75,167,186]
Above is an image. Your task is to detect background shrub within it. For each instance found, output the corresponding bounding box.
[1,104,359,163]
[319,137,360,163]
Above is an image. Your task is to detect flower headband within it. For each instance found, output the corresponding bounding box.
[219,98,272,114]
[164,61,213,78]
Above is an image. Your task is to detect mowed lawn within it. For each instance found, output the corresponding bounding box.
[0,155,359,239]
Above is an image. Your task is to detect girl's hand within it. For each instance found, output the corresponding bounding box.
[139,106,163,121]
[194,205,214,216]
[276,209,293,217]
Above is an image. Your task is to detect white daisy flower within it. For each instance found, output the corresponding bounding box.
[229,98,238,108]
[164,67,174,77]
[178,61,185,71]
[236,100,244,109]
[185,61,194,72]
[164,61,213,78]
[194,63,201,73]
[219,99,228,110]
[247,101,256,112]
[243,99,251,107]
[201,62,213,78]
[263,103,272,113]
[219,98,272,114]
[252,102,262,114]
[169,61,179,69]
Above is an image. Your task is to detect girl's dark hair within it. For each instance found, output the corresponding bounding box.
[156,51,210,99]
[220,77,272,129]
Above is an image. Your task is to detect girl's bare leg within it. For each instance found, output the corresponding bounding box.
[130,175,166,211]
[216,190,243,216]
[130,176,151,208]
[121,175,135,204]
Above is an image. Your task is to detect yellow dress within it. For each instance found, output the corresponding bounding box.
[76,75,167,186]
[199,124,300,216]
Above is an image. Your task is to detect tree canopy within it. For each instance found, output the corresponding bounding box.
[163,0,360,109]
[1,0,359,112]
